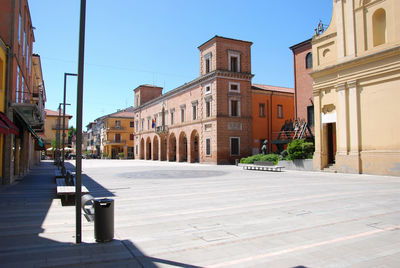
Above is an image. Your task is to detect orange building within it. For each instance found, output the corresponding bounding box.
[251,84,295,154]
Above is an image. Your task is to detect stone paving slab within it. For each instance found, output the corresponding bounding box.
[0,160,399,267]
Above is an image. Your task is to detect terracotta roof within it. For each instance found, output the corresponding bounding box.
[45,109,72,118]
[107,110,135,118]
[252,84,294,94]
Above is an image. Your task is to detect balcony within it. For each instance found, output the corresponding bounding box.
[104,139,126,145]
[52,124,70,131]
[11,90,45,132]
[155,125,169,134]
[107,126,126,131]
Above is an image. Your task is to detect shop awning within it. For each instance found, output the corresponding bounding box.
[0,119,8,135]
[0,112,19,135]
[26,123,44,147]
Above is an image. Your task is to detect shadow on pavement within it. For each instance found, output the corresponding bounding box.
[0,161,200,268]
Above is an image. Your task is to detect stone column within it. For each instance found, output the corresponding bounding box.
[313,90,323,170]
[335,82,348,168]
[347,80,361,173]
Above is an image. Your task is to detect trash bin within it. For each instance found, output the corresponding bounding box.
[94,198,114,242]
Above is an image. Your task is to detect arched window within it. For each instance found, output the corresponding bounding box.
[305,52,313,69]
[373,8,386,47]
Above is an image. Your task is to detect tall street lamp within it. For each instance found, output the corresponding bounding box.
[76,0,86,244]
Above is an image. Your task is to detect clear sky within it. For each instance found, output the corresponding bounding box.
[29,0,333,129]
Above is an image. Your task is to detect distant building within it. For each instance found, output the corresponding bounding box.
[41,109,72,157]
[100,109,135,159]
[0,0,46,184]
[311,0,400,176]
[132,36,294,164]
[251,84,294,154]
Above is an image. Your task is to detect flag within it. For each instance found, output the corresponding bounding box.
[152,119,155,128]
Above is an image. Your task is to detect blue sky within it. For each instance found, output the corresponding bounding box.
[29,0,333,128]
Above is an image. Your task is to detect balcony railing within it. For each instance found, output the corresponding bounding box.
[107,126,126,131]
[104,139,126,145]
[155,125,169,134]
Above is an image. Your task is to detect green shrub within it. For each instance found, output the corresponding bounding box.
[260,154,279,164]
[240,153,280,164]
[118,152,124,159]
[287,139,315,160]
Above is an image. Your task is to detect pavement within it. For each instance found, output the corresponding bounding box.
[0,160,399,268]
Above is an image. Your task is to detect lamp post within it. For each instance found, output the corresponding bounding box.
[56,103,62,167]
[76,0,86,244]
[62,73,77,171]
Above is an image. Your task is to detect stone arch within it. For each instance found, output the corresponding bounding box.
[145,137,151,160]
[373,8,386,47]
[190,130,200,163]
[153,135,159,160]
[178,131,188,162]
[168,133,177,161]
[140,138,145,160]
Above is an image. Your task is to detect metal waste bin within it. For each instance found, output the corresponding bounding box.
[94,198,114,242]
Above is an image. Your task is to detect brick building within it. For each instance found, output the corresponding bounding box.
[132,36,294,164]
[289,39,314,130]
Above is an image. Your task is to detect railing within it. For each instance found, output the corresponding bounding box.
[104,139,126,145]
[155,125,169,134]
[107,126,126,131]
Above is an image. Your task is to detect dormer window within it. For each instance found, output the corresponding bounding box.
[228,51,241,72]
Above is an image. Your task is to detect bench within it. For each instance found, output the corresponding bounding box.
[56,172,89,204]
[242,164,284,172]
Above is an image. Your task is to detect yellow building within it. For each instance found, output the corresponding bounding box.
[42,109,72,155]
[101,110,135,159]
[311,0,400,176]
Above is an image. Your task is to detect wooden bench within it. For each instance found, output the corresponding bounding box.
[56,177,89,204]
[242,164,284,172]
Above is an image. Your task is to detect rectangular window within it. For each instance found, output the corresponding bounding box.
[115,120,121,129]
[181,108,185,123]
[136,145,138,155]
[307,105,314,127]
[206,138,211,156]
[147,119,150,129]
[230,100,239,117]
[277,105,283,118]
[230,137,240,156]
[192,105,197,120]
[229,82,240,92]
[130,121,134,127]
[205,84,211,94]
[135,120,138,130]
[16,67,20,103]
[115,134,121,142]
[206,100,212,117]
[130,134,134,140]
[230,56,238,72]
[170,112,174,125]
[141,119,144,130]
[205,58,210,73]
[259,103,265,117]
[18,14,21,44]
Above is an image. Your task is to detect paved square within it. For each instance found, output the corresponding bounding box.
[1,160,399,267]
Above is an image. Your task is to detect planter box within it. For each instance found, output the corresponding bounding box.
[254,161,274,166]
[278,159,314,171]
